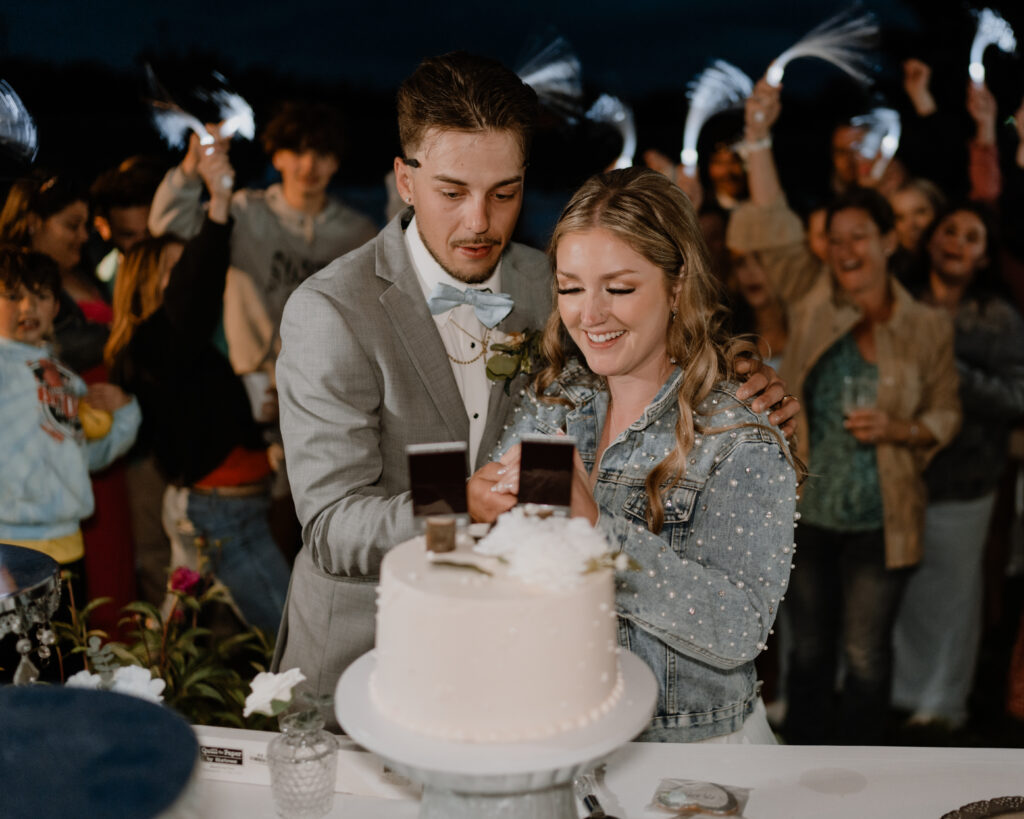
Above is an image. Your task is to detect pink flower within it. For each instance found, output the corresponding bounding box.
[169,566,201,595]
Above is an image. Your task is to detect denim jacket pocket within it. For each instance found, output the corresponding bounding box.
[621,483,700,556]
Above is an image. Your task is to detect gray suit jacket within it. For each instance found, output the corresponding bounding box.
[272,209,551,711]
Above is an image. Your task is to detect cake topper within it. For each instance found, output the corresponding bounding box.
[518,434,575,510]
[407,442,469,527]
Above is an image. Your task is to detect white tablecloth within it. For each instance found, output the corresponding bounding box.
[192,726,1024,818]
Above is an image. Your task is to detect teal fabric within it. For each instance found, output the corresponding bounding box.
[800,333,884,531]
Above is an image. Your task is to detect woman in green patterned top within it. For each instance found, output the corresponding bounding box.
[772,188,960,745]
[728,80,961,745]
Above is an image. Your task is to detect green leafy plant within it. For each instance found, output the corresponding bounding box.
[54,552,277,729]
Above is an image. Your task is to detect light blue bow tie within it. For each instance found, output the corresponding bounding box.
[426,282,514,328]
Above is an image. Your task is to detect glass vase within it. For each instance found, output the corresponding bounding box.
[267,710,339,818]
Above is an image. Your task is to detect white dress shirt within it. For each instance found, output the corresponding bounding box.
[405,216,502,468]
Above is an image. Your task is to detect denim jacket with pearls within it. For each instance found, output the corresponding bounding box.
[496,362,797,742]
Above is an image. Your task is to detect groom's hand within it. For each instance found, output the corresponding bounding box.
[735,358,800,439]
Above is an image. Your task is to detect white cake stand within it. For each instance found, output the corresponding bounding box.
[335,650,657,819]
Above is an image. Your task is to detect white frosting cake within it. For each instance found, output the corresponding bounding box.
[370,511,624,742]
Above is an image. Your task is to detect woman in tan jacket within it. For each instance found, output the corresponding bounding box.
[726,79,961,744]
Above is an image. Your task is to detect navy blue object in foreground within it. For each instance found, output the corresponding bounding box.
[0,686,198,818]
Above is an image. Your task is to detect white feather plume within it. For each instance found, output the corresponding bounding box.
[0,80,38,163]
[681,60,753,173]
[586,94,636,169]
[208,90,255,141]
[851,107,901,180]
[149,100,209,150]
[147,66,255,149]
[969,8,1017,83]
[766,6,878,87]
[517,36,583,122]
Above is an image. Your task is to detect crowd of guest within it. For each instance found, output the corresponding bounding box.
[1,47,1023,746]
[672,59,1024,744]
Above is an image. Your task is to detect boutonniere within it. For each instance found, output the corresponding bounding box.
[486,328,544,394]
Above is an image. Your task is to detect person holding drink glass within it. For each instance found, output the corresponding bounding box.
[728,79,962,743]
[730,185,961,743]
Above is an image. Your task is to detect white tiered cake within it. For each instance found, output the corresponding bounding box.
[370,510,624,742]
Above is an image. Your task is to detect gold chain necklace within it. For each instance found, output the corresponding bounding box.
[446,318,491,365]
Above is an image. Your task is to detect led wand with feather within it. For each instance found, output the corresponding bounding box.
[146,67,255,189]
[851,107,901,182]
[586,94,636,170]
[765,6,878,88]
[969,8,1016,85]
[0,80,38,163]
[516,35,583,124]
[680,60,753,178]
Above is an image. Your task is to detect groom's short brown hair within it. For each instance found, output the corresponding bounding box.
[396,52,538,163]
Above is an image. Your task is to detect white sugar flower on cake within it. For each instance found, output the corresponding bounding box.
[473,506,625,591]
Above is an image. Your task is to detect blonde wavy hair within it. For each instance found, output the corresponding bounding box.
[536,167,759,532]
[104,235,183,368]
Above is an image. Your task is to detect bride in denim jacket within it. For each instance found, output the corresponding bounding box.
[469,167,799,743]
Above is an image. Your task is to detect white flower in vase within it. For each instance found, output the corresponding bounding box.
[243,668,307,718]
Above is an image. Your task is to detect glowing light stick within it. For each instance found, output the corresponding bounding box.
[146,64,212,149]
[147,67,254,190]
[680,60,753,177]
[586,94,636,169]
[516,36,583,123]
[199,72,256,141]
[969,8,1016,84]
[850,107,901,181]
[147,67,255,147]
[149,99,211,150]
[0,80,38,163]
[765,6,878,87]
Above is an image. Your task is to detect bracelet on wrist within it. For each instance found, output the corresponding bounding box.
[736,136,772,161]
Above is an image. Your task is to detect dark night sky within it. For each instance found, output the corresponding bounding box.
[4,0,924,94]
[2,0,1023,226]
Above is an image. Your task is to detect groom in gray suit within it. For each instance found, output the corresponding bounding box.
[272,53,549,710]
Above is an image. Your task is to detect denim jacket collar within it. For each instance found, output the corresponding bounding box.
[558,361,683,466]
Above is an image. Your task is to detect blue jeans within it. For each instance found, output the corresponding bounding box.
[784,523,910,744]
[185,491,291,635]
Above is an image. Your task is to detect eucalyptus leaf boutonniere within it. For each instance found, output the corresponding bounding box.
[486,329,544,394]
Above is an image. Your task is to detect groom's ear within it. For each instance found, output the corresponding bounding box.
[394,156,415,205]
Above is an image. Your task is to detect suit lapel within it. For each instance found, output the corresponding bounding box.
[376,213,468,443]
[477,248,552,468]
